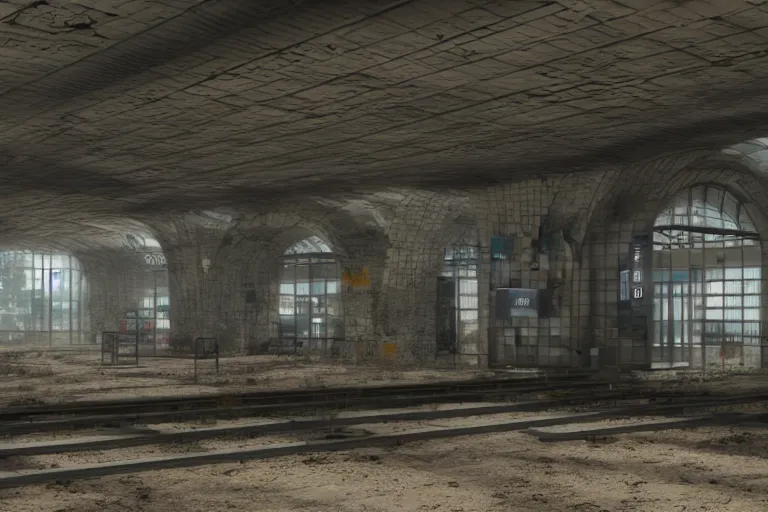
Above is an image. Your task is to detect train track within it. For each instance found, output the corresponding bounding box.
[1,387,767,489]
[0,373,609,432]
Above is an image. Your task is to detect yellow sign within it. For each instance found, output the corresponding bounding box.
[342,267,371,288]
[381,342,396,361]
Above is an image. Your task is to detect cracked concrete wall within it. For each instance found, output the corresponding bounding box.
[15,155,768,371]
[7,0,768,238]
[467,173,607,368]
[152,205,390,355]
[147,180,619,368]
[376,192,475,364]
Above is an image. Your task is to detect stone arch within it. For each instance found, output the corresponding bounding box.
[75,224,172,351]
[649,183,763,368]
[273,233,344,353]
[376,190,479,364]
[583,153,768,369]
[214,202,388,354]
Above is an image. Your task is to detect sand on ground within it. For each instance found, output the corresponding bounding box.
[0,348,495,406]
[1,418,767,512]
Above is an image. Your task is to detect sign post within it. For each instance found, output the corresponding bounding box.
[494,288,541,319]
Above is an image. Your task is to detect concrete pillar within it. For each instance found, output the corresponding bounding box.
[155,213,237,351]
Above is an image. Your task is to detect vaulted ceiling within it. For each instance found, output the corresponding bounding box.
[2,0,768,249]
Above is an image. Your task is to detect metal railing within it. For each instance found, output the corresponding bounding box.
[100,331,139,366]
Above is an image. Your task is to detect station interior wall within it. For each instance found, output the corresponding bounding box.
[3,153,768,370]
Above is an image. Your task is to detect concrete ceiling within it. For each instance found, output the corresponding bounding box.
[3,0,768,249]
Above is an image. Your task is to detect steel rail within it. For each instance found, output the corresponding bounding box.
[527,412,768,442]
[6,387,763,458]
[0,373,598,421]
[2,403,768,489]
[0,381,616,435]
[0,405,601,457]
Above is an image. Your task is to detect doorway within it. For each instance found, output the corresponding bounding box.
[436,277,457,354]
[437,245,479,357]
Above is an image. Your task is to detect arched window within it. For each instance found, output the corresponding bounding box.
[653,185,758,249]
[436,245,479,354]
[278,236,342,350]
[0,251,88,345]
[651,185,761,367]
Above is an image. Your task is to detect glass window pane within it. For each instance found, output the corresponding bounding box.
[279,315,295,336]
[282,265,295,281]
[706,269,724,280]
[724,296,742,308]
[310,281,325,296]
[295,296,310,314]
[706,296,723,308]
[295,264,309,281]
[459,296,478,310]
[459,279,477,295]
[279,283,294,295]
[296,282,310,296]
[724,309,742,321]
[460,310,478,322]
[744,267,761,279]
[313,263,338,280]
[744,308,761,321]
[744,281,761,294]
[706,281,723,294]
[744,295,760,308]
[707,309,724,320]
[326,280,339,295]
[724,281,742,294]
[744,323,760,336]
[279,295,295,315]
[724,268,742,279]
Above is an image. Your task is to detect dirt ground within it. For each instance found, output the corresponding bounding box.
[0,348,495,406]
[1,416,767,512]
[3,349,768,511]
[3,347,768,408]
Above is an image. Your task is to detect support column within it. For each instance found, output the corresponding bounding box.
[165,244,207,343]
[337,230,388,360]
[376,240,441,364]
[157,213,240,352]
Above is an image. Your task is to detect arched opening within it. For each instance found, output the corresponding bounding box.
[436,244,479,356]
[651,185,761,368]
[0,251,89,346]
[110,234,171,353]
[133,237,171,352]
[278,235,343,352]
